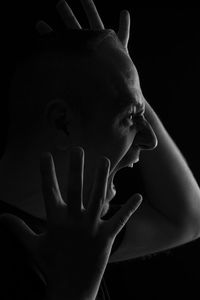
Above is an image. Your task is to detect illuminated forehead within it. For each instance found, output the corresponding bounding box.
[94,36,145,114]
[103,55,144,115]
[114,85,145,116]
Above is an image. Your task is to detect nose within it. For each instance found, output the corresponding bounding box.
[134,116,158,151]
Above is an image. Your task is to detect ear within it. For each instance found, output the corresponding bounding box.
[44,99,70,133]
[43,99,74,152]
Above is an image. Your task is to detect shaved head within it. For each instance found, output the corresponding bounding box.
[6,30,114,145]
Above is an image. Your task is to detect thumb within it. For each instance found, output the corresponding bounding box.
[0,213,38,256]
[110,193,143,238]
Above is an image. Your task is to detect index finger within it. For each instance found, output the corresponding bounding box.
[87,157,110,223]
[56,0,82,30]
[40,153,63,224]
[109,194,142,238]
[66,147,84,217]
[80,0,105,30]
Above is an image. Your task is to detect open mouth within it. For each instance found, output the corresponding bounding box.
[102,158,139,217]
[105,153,140,203]
[100,147,140,217]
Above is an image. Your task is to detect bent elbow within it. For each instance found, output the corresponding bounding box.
[178,214,200,243]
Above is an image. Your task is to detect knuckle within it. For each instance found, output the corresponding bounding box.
[105,28,115,36]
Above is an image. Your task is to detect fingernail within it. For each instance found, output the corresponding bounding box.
[70,146,84,158]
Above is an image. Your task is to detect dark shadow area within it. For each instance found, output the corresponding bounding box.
[1,1,199,299]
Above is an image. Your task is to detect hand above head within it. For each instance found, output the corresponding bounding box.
[36,0,144,106]
[36,0,131,55]
[0,146,142,300]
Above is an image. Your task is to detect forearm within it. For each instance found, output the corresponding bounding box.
[139,99,200,239]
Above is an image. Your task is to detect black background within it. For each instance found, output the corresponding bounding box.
[1,1,200,299]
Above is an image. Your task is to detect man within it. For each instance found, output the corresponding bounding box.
[0,0,200,299]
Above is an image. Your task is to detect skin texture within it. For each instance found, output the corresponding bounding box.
[0,2,156,299]
[0,148,142,300]
[1,1,200,299]
[0,2,157,219]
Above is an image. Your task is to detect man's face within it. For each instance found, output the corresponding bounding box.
[71,36,157,216]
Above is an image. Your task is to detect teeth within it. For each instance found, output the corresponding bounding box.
[128,163,134,168]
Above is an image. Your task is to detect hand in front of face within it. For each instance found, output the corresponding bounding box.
[36,0,131,55]
[0,147,142,300]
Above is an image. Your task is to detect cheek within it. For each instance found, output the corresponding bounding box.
[83,117,136,171]
[103,129,134,172]
[110,124,138,162]
[112,120,137,149]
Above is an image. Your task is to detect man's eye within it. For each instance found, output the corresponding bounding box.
[123,113,135,126]
[127,113,134,121]
[123,112,144,127]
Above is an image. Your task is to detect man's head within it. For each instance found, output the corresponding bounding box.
[7,30,110,145]
[4,29,157,216]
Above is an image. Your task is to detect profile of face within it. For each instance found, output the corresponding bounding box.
[49,33,158,217]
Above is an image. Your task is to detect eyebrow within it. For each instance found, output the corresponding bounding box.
[116,98,145,116]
